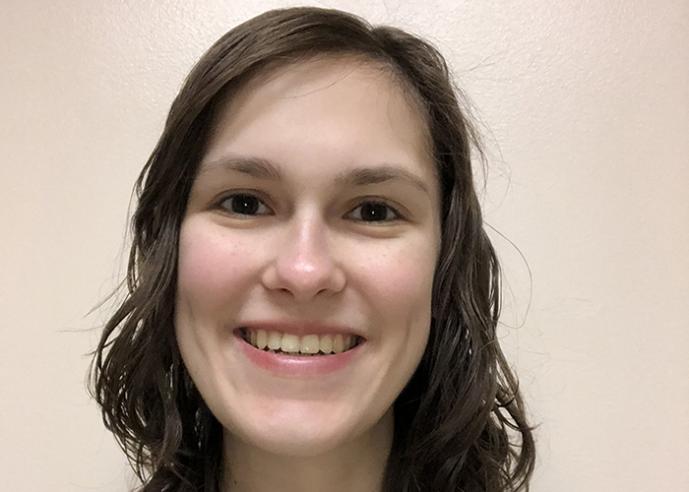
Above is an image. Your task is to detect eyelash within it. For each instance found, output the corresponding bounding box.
[215,192,404,224]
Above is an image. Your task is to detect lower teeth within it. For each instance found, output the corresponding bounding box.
[266,349,324,356]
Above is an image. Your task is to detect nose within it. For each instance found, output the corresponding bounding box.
[261,212,346,302]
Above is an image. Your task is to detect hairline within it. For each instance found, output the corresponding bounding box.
[205,51,437,180]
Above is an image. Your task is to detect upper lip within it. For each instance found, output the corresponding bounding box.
[237,320,366,340]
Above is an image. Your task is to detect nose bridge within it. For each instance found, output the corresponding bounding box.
[286,208,331,270]
[265,205,345,300]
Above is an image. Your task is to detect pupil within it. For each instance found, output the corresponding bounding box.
[232,194,259,215]
[362,202,387,221]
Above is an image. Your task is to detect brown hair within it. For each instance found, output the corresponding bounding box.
[90,6,536,491]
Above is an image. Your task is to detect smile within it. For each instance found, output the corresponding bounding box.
[238,327,364,356]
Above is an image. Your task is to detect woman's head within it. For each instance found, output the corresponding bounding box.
[91,6,534,491]
[176,55,441,461]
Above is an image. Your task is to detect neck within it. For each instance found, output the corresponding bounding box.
[220,409,394,492]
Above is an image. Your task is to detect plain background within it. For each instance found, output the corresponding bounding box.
[2,1,688,490]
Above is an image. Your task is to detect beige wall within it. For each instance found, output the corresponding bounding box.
[2,1,687,490]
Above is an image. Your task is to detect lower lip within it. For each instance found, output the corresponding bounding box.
[234,330,365,378]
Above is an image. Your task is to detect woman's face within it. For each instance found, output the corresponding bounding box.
[175,57,441,458]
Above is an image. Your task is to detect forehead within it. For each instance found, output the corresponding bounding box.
[201,56,437,188]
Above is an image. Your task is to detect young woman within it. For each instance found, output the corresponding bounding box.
[90,6,536,491]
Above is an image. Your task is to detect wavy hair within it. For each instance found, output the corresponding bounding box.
[90,6,536,491]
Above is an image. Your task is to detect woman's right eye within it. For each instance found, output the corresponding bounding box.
[218,193,272,217]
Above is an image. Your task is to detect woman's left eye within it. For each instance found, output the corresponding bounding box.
[347,200,402,223]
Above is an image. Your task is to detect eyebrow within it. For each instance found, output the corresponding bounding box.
[198,156,431,195]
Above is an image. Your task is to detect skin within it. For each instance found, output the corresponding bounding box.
[175,56,442,492]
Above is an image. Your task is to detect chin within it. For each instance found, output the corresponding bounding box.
[227,421,352,458]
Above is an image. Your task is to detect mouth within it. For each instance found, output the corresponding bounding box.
[236,327,365,356]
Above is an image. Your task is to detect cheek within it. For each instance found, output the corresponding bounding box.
[177,220,253,312]
[358,239,436,326]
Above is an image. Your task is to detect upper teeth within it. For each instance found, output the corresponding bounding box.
[246,329,358,355]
